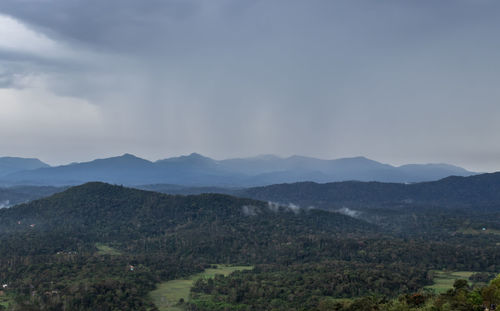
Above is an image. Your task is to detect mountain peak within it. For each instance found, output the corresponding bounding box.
[90,153,151,164]
[156,153,214,164]
[337,156,374,162]
[0,156,49,166]
[120,153,141,159]
[186,152,208,159]
[70,181,133,193]
[0,157,50,177]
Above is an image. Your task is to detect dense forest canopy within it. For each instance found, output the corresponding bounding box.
[0,181,499,310]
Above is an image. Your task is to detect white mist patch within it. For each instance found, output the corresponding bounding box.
[268,201,281,212]
[286,203,301,215]
[267,201,315,214]
[241,205,259,216]
[337,207,361,218]
[0,200,10,209]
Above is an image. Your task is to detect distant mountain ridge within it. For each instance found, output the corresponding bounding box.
[0,157,49,177]
[0,153,476,186]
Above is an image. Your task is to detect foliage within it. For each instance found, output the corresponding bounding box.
[1,182,500,310]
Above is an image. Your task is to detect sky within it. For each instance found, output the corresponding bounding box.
[0,0,499,172]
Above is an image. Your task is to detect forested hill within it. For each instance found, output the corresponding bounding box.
[0,182,381,310]
[0,182,375,241]
[238,171,500,209]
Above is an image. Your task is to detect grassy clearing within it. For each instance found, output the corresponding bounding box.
[458,227,500,235]
[330,298,354,304]
[0,294,14,308]
[150,264,253,311]
[425,271,475,294]
[95,243,122,256]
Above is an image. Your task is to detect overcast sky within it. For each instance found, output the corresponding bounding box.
[0,0,499,171]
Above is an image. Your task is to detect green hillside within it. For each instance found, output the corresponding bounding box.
[0,182,500,310]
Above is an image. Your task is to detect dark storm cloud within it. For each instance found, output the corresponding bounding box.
[0,0,197,50]
[0,0,500,171]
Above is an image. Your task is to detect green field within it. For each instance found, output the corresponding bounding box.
[425,271,475,293]
[95,243,122,256]
[149,265,253,311]
[0,294,13,308]
[458,227,500,235]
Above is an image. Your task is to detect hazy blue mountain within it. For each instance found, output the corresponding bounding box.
[218,155,389,176]
[153,153,246,186]
[397,163,473,181]
[2,154,158,186]
[0,157,49,177]
[218,155,474,184]
[0,153,246,186]
[0,153,476,186]
[155,152,218,169]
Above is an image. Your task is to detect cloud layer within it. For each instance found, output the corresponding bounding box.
[0,0,499,171]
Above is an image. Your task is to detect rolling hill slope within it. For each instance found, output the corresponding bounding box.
[237,172,500,209]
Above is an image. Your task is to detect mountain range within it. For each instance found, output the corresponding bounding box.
[0,153,476,187]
